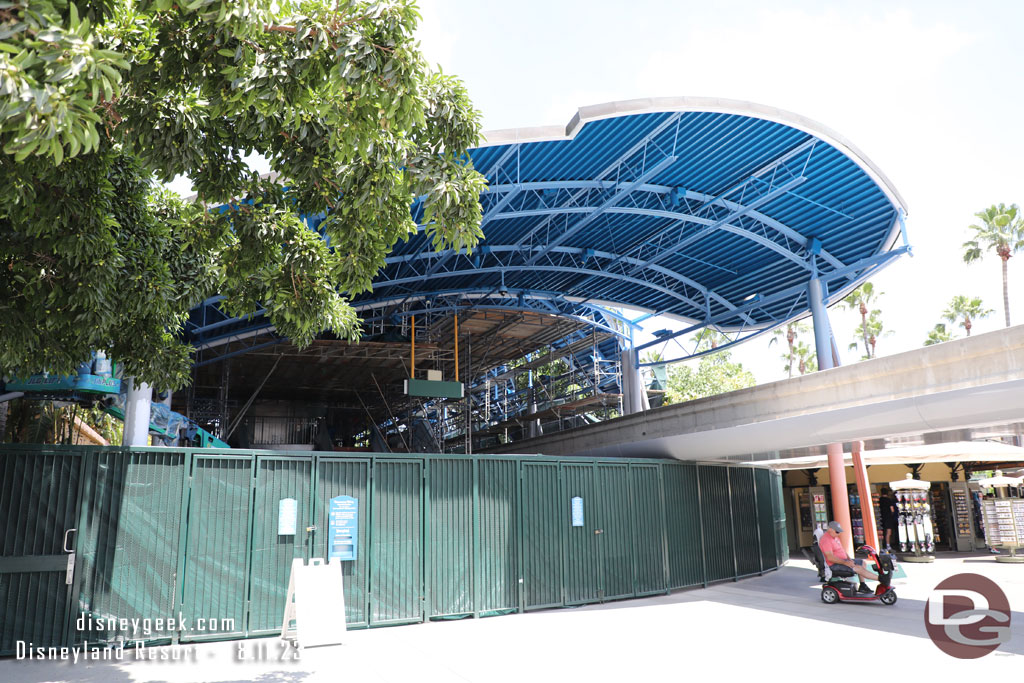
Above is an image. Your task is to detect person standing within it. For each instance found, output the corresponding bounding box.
[878,487,898,552]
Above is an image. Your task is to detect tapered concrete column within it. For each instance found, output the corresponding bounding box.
[809,275,853,555]
[123,378,152,446]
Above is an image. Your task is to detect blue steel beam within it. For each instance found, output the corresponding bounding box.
[634,245,910,359]
[508,113,683,254]
[372,264,706,311]
[478,180,846,270]
[523,155,678,267]
[382,244,753,324]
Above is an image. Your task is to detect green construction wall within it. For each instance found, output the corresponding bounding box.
[0,445,786,653]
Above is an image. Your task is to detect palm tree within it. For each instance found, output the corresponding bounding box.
[848,309,891,359]
[840,282,883,359]
[770,321,810,378]
[963,204,1024,327]
[923,323,954,346]
[786,340,817,376]
[942,295,993,337]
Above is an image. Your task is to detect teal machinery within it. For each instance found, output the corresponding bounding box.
[2,351,228,448]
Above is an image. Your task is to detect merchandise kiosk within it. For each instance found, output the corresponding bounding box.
[977,471,1024,564]
[889,474,935,563]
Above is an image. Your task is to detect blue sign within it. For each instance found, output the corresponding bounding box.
[571,496,584,527]
[328,495,358,561]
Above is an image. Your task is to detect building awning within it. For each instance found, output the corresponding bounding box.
[745,441,1024,470]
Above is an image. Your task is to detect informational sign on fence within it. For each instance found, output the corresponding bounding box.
[278,498,297,536]
[281,558,347,648]
[328,495,358,561]
[571,496,584,527]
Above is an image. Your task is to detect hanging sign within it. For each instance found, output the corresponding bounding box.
[571,496,584,527]
[328,495,358,561]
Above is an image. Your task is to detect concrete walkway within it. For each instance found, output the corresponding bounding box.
[4,552,1022,682]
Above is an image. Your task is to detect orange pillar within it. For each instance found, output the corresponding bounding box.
[826,442,854,556]
[850,440,878,550]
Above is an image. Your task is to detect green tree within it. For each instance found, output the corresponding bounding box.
[942,295,993,337]
[923,322,954,346]
[786,340,817,376]
[839,282,883,359]
[0,1,485,390]
[849,309,891,360]
[769,320,810,378]
[663,339,755,404]
[963,204,1024,327]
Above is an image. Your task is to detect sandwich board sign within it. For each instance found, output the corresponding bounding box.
[281,558,346,648]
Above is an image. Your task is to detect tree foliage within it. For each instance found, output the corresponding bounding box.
[942,294,992,337]
[1,1,485,389]
[923,322,953,346]
[769,320,810,378]
[839,282,884,359]
[662,331,755,404]
[963,203,1024,327]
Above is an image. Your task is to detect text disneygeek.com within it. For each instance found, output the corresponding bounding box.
[14,612,301,663]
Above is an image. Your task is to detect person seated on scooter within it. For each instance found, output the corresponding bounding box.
[819,521,877,594]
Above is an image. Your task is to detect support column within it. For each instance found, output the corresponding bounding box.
[618,346,645,416]
[850,440,878,549]
[123,378,152,446]
[808,274,853,555]
[527,369,541,439]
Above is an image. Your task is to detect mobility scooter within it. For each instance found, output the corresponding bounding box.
[814,543,898,606]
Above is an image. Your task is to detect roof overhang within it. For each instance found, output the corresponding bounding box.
[745,441,1024,471]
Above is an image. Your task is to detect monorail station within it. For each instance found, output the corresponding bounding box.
[3,98,1024,662]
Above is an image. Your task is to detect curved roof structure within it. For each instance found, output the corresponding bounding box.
[364,97,909,361]
[189,97,909,367]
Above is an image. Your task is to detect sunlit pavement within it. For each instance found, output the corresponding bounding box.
[3,552,1022,682]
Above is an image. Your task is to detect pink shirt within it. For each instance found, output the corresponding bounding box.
[819,533,848,563]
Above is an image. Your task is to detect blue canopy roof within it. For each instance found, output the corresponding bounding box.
[190,97,909,364]
[365,97,908,359]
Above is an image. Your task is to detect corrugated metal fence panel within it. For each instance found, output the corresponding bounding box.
[426,458,473,618]
[0,451,82,655]
[698,466,735,582]
[248,456,312,634]
[597,463,634,600]
[370,459,422,626]
[663,463,703,589]
[772,470,789,564]
[180,455,252,641]
[74,450,186,645]
[630,464,667,595]
[754,468,777,570]
[521,462,562,610]
[561,463,601,604]
[315,458,370,627]
[729,468,761,576]
[476,458,519,614]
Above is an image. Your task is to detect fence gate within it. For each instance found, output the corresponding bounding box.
[179,453,253,641]
[0,451,82,656]
[370,459,423,626]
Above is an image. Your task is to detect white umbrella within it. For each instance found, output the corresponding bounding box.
[889,473,931,491]
[975,469,1024,488]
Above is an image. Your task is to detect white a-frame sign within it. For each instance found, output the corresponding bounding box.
[281,557,347,647]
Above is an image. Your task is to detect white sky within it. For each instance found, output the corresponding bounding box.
[415,0,1024,382]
